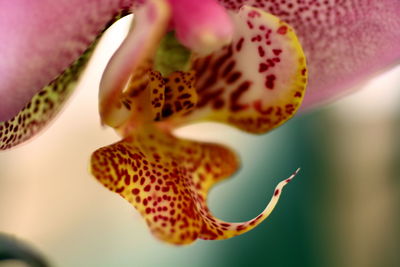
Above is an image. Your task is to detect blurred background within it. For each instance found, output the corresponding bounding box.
[1,16,399,267]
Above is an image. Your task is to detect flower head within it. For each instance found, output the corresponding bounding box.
[91,0,306,244]
[0,0,399,245]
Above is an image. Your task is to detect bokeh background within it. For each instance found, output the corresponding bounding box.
[1,16,399,267]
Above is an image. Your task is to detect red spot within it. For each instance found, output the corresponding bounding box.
[273,49,282,56]
[132,188,140,195]
[294,91,302,98]
[194,55,212,77]
[248,10,261,18]
[236,225,246,231]
[161,186,170,192]
[267,59,275,67]
[222,61,236,78]
[258,46,265,57]
[251,35,262,42]
[205,163,211,172]
[253,100,273,115]
[285,104,295,114]
[247,20,254,29]
[230,81,251,112]
[265,74,276,90]
[198,72,217,93]
[212,47,233,73]
[226,72,242,84]
[301,68,306,76]
[124,175,130,185]
[212,99,225,110]
[115,187,124,193]
[275,107,282,116]
[277,26,287,35]
[201,225,218,240]
[258,63,269,73]
[236,37,244,51]
[274,189,280,196]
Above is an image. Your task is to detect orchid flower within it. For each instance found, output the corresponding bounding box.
[1,0,399,245]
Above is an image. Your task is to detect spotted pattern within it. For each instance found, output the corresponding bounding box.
[113,69,198,133]
[99,0,171,128]
[161,71,198,120]
[113,61,155,128]
[148,71,166,121]
[218,0,400,107]
[0,43,94,150]
[179,6,307,133]
[91,128,298,245]
[0,12,130,150]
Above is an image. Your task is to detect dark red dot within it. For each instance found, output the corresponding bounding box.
[277,26,287,35]
[265,74,276,90]
[274,189,280,196]
[144,185,151,192]
[132,188,140,195]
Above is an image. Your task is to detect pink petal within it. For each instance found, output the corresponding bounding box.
[219,0,400,109]
[0,0,135,121]
[168,0,234,55]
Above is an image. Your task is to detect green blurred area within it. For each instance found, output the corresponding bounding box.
[202,106,400,267]
[190,110,332,267]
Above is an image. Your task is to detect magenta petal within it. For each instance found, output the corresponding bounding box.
[0,0,135,121]
[169,0,233,55]
[219,0,400,109]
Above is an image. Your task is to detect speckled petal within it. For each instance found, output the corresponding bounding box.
[99,0,171,128]
[0,12,129,150]
[91,128,298,245]
[0,0,135,121]
[177,6,306,133]
[219,0,400,109]
[0,42,95,150]
[116,69,166,135]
